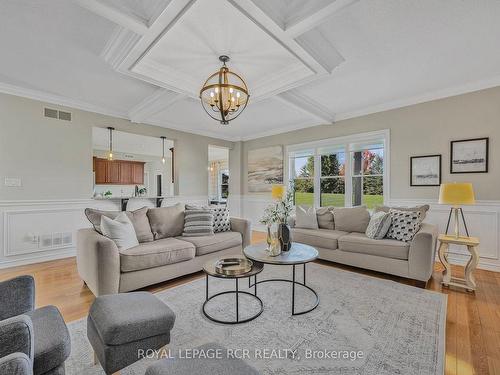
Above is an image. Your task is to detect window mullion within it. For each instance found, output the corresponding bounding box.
[314,152,321,208]
[345,146,352,207]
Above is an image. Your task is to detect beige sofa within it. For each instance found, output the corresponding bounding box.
[77,206,250,296]
[291,206,438,283]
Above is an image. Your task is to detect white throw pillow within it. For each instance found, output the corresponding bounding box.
[100,212,139,250]
[295,205,319,229]
[365,211,392,239]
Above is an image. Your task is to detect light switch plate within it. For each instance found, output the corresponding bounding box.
[4,177,22,187]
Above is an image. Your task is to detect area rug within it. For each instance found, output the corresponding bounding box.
[66,263,446,374]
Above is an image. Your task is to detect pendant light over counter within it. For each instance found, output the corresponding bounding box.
[107,127,114,161]
[160,136,166,164]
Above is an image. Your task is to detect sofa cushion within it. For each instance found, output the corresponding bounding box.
[88,292,175,345]
[295,205,319,229]
[147,203,185,240]
[26,306,71,375]
[316,207,334,230]
[119,238,195,272]
[375,204,430,220]
[178,231,242,256]
[291,228,348,250]
[85,207,154,242]
[332,206,370,233]
[101,213,139,250]
[182,205,214,237]
[338,232,410,260]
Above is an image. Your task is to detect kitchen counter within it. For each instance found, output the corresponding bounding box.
[92,196,170,210]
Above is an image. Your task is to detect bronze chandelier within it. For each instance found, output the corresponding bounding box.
[199,55,249,125]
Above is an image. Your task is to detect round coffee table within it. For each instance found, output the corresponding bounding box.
[202,258,264,324]
[243,242,319,316]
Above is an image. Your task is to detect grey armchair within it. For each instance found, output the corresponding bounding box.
[0,276,71,375]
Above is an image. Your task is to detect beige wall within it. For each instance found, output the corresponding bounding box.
[0,93,235,200]
[242,86,500,201]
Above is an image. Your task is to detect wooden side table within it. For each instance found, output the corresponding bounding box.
[437,234,480,292]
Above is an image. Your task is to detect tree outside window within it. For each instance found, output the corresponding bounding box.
[352,149,383,209]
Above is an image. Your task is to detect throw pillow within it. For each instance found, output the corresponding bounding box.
[386,209,422,242]
[212,206,231,232]
[147,203,185,240]
[375,204,430,220]
[365,211,392,239]
[295,205,319,229]
[182,206,214,237]
[85,207,153,242]
[332,206,370,233]
[100,212,139,250]
[316,207,335,230]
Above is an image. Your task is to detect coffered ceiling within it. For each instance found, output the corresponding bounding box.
[2,0,500,141]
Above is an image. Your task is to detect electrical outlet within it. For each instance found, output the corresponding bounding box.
[4,177,21,187]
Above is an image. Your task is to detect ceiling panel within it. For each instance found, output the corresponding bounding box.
[99,0,172,24]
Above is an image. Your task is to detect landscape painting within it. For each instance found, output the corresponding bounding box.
[410,155,441,186]
[450,138,489,173]
[248,146,283,192]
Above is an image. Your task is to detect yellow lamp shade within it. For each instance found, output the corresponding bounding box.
[271,185,285,200]
[439,183,475,206]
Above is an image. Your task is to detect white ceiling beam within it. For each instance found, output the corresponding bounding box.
[275,91,335,124]
[74,0,148,35]
[129,89,187,123]
[285,0,359,37]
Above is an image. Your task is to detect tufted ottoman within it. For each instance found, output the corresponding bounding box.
[87,292,175,374]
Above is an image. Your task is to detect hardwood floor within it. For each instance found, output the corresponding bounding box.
[1,230,499,375]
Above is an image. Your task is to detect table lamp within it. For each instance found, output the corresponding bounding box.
[438,182,475,239]
[271,185,285,200]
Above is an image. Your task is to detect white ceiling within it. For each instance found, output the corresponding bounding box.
[2,0,500,141]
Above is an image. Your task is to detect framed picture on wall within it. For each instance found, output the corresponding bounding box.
[450,137,489,173]
[410,155,442,186]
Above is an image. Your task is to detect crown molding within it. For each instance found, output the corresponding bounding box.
[129,89,186,122]
[0,82,128,119]
[100,26,141,70]
[239,118,325,141]
[335,75,500,122]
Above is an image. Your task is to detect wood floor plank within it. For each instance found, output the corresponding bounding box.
[0,231,499,375]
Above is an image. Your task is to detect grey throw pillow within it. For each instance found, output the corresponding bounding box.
[85,207,153,242]
[386,209,422,242]
[212,206,231,232]
[147,203,185,240]
[316,207,335,230]
[295,205,319,229]
[365,211,392,239]
[100,212,139,250]
[182,206,214,237]
[332,206,370,233]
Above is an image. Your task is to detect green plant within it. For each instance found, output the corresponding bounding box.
[104,190,112,197]
[138,187,147,195]
[260,182,295,225]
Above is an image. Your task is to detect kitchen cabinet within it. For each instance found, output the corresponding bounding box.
[93,157,145,185]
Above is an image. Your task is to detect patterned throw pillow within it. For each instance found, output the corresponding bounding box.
[212,206,231,232]
[182,206,214,237]
[386,209,422,242]
[365,211,392,239]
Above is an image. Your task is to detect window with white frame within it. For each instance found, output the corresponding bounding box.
[287,131,389,209]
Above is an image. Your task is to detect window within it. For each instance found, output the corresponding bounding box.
[287,131,388,209]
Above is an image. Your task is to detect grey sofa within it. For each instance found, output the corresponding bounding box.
[77,205,251,296]
[0,276,71,375]
[291,206,438,283]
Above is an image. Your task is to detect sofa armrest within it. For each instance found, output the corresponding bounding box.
[0,276,35,321]
[230,217,251,248]
[0,315,34,361]
[77,228,120,296]
[408,223,438,282]
[0,353,33,375]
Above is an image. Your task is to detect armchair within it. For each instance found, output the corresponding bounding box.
[0,276,71,375]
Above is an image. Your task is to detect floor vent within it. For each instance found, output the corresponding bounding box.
[44,108,72,121]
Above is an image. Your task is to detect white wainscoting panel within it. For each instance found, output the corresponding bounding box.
[0,196,208,269]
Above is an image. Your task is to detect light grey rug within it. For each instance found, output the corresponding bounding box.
[66,263,446,375]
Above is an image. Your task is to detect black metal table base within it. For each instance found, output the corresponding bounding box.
[249,263,319,316]
[202,275,263,324]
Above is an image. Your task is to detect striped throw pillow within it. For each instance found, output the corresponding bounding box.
[182,206,214,237]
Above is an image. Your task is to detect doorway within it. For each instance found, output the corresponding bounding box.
[208,145,229,205]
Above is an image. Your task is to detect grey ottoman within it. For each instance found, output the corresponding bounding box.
[87,292,175,375]
[145,343,260,375]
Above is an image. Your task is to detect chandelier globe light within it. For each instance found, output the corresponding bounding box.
[199,55,249,125]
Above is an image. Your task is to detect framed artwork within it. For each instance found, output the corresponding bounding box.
[450,137,489,173]
[410,155,442,186]
[247,146,283,192]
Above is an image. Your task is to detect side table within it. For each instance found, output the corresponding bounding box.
[437,234,479,292]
